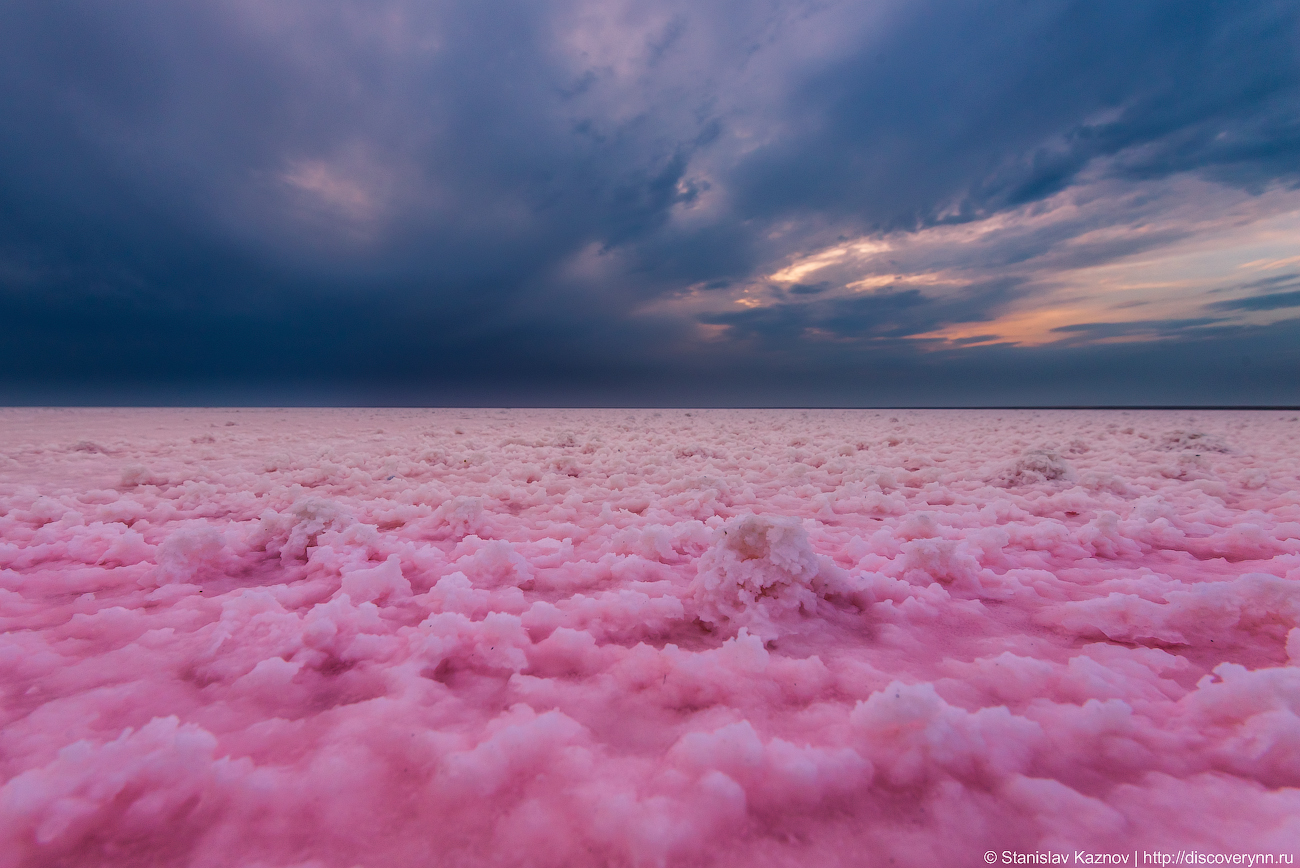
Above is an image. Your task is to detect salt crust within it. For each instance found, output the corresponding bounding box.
[0,408,1298,866]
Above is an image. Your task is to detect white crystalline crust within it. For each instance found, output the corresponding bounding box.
[690,514,835,638]
[0,407,1298,867]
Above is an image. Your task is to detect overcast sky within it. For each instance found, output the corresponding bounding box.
[2,0,1299,406]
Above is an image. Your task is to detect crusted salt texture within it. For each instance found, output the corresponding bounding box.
[0,407,1298,867]
[691,514,864,639]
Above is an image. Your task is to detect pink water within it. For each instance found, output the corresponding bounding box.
[1,408,1297,866]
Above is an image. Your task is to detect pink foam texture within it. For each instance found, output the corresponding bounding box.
[0,408,1297,866]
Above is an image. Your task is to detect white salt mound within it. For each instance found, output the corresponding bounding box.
[692,514,823,637]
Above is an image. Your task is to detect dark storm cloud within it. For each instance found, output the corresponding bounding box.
[730,0,1300,229]
[1210,272,1300,293]
[1200,272,1300,313]
[1206,272,1300,295]
[700,278,1023,343]
[2,3,681,260]
[786,283,830,296]
[1,0,1298,404]
[1049,318,1226,341]
[1206,289,1300,313]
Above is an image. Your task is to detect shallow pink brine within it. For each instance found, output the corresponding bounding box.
[1,408,1297,867]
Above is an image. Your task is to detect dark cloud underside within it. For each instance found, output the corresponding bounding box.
[1,0,1298,404]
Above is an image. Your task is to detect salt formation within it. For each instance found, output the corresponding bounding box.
[692,514,821,637]
[997,448,1074,486]
[1,408,1298,867]
[691,513,869,638]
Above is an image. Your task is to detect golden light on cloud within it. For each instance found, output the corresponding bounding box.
[913,306,1094,347]
[631,176,1300,352]
[768,238,891,284]
[760,177,1300,349]
[845,272,954,291]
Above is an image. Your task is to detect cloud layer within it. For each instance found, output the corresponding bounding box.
[1,0,1298,402]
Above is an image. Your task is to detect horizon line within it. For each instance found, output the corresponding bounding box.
[4,405,1299,412]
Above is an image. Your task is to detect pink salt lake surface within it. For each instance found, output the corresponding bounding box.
[1,408,1298,867]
